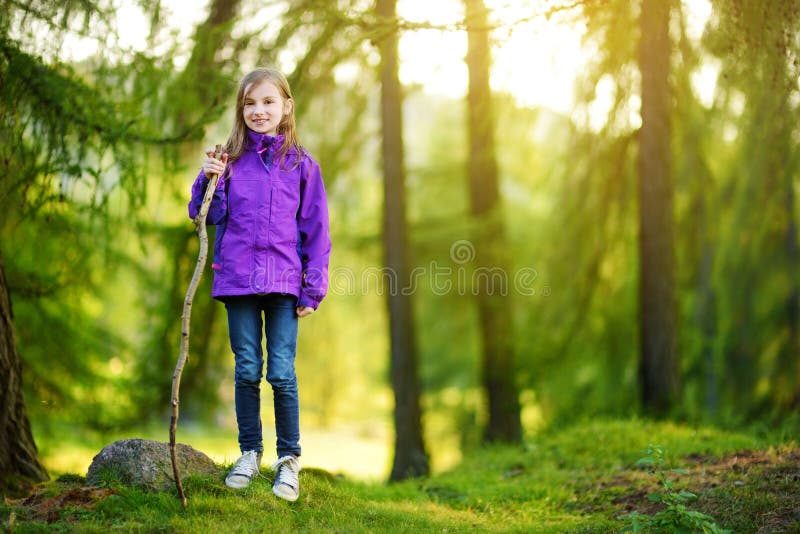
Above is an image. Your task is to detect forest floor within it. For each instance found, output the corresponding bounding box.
[1,419,798,533]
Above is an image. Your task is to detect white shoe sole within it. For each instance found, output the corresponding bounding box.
[225,476,252,489]
[273,484,299,501]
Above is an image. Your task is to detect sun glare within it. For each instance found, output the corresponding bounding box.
[397,0,468,97]
[60,0,714,118]
[397,0,714,117]
[488,3,587,112]
[397,0,588,112]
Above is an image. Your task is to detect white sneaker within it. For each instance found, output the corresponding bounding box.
[225,450,261,489]
[271,455,301,501]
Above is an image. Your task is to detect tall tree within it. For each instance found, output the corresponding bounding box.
[376,0,429,480]
[637,0,679,415]
[134,0,242,420]
[705,1,800,412]
[464,0,522,442]
[0,257,47,488]
[0,0,182,486]
[0,21,110,489]
[169,0,241,130]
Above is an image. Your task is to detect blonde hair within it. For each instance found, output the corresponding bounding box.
[224,67,303,168]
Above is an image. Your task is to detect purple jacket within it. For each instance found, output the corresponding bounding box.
[188,130,331,309]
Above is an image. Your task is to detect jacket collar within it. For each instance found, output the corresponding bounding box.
[246,129,285,154]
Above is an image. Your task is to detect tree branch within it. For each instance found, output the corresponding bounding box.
[169,144,223,509]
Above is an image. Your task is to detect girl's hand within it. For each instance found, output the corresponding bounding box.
[296,306,315,318]
[202,149,228,177]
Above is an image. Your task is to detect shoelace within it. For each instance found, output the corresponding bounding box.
[270,455,300,489]
[230,450,261,478]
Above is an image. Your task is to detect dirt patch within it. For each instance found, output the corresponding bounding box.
[684,448,789,473]
[9,486,117,523]
[602,447,800,530]
[689,448,800,533]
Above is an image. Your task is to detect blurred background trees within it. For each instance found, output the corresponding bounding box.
[465,0,523,443]
[1,0,799,486]
[376,0,429,480]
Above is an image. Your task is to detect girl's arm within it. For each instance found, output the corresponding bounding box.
[187,153,228,225]
[296,158,332,310]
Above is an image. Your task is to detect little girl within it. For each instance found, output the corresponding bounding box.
[188,67,331,501]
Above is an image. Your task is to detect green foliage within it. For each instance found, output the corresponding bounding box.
[0,0,192,432]
[698,1,800,418]
[619,445,728,534]
[547,0,800,425]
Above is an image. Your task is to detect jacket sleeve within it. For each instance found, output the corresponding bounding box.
[187,170,227,225]
[296,158,331,309]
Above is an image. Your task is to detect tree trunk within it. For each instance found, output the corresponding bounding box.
[171,0,241,130]
[785,179,799,405]
[464,0,522,443]
[766,42,799,409]
[376,0,429,480]
[0,254,48,490]
[637,0,679,416]
[764,6,800,406]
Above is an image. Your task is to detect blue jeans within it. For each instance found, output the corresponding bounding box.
[224,294,300,458]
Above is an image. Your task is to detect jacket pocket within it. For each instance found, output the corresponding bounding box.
[269,174,301,245]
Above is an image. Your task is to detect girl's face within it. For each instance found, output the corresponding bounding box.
[242,80,290,136]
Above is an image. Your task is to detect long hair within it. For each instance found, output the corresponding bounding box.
[224,68,302,168]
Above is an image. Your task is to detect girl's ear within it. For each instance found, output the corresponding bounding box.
[284,98,293,116]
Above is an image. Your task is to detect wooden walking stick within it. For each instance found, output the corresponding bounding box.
[170,144,224,508]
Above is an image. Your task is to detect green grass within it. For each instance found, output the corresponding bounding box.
[3,419,798,533]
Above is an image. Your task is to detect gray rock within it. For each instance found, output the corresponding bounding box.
[86,438,220,491]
